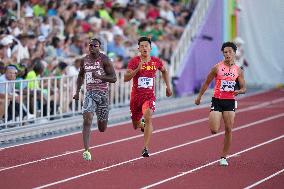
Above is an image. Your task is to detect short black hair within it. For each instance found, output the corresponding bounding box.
[138,36,151,46]
[90,38,101,46]
[221,42,237,52]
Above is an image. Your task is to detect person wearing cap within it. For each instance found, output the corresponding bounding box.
[1,35,14,60]
[12,34,30,63]
[31,35,46,59]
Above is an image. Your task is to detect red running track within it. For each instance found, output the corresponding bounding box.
[0,89,283,189]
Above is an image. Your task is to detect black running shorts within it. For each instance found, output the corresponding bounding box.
[210,97,235,112]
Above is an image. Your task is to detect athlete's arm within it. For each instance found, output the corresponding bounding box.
[160,64,172,97]
[124,60,143,82]
[73,59,85,100]
[195,65,217,105]
[234,68,246,95]
[93,57,117,83]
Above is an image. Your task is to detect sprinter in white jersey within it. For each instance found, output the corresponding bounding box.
[73,38,117,160]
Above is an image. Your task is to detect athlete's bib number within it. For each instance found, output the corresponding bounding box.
[220,80,236,92]
[138,77,154,89]
[86,72,102,84]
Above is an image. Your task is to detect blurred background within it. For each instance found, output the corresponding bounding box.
[0,0,283,141]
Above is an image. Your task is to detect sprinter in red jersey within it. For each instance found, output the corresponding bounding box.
[195,42,246,166]
[73,38,117,161]
[124,37,172,157]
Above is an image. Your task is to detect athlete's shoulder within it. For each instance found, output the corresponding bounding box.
[214,61,223,69]
[99,52,110,61]
[128,56,140,65]
[216,61,224,66]
[99,52,108,58]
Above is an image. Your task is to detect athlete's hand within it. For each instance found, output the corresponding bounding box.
[195,96,201,105]
[166,87,172,97]
[73,92,79,101]
[137,60,143,70]
[234,90,242,96]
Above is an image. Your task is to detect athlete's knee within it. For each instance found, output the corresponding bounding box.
[83,118,93,127]
[224,126,232,133]
[98,126,106,132]
[98,121,107,132]
[210,129,218,134]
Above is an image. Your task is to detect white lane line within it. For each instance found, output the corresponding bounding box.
[0,88,275,150]
[0,104,209,150]
[244,168,284,189]
[33,113,284,189]
[0,98,283,172]
[141,136,284,189]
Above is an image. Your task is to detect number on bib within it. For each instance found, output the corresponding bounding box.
[220,80,236,92]
[138,77,154,88]
[86,72,95,84]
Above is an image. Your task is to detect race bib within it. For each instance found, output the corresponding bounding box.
[220,80,236,92]
[138,77,154,88]
[86,72,95,84]
[86,72,103,84]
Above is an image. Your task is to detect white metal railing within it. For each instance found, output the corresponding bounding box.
[170,0,211,77]
[0,70,167,130]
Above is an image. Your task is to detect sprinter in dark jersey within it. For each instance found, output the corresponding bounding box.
[73,38,117,160]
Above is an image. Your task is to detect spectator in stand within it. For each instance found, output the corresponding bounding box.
[67,58,81,76]
[11,34,30,63]
[69,35,83,56]
[0,65,26,122]
[107,34,128,60]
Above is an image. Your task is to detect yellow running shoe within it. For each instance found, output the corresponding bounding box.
[141,118,145,132]
[83,150,92,161]
[219,157,228,166]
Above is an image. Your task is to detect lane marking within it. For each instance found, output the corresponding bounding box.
[243,168,284,189]
[0,89,275,150]
[141,135,284,189]
[1,98,284,172]
[33,113,284,189]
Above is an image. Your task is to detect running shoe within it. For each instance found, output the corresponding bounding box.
[141,148,150,157]
[219,157,228,166]
[83,150,92,161]
[141,118,145,132]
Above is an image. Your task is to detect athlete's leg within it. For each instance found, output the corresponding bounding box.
[142,100,155,149]
[221,111,235,157]
[209,111,222,134]
[82,112,94,151]
[130,97,144,130]
[82,91,96,152]
[143,107,153,149]
[96,92,109,132]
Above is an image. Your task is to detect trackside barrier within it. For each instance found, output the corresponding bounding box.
[0,70,167,131]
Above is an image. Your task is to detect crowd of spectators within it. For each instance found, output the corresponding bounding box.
[0,0,197,123]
